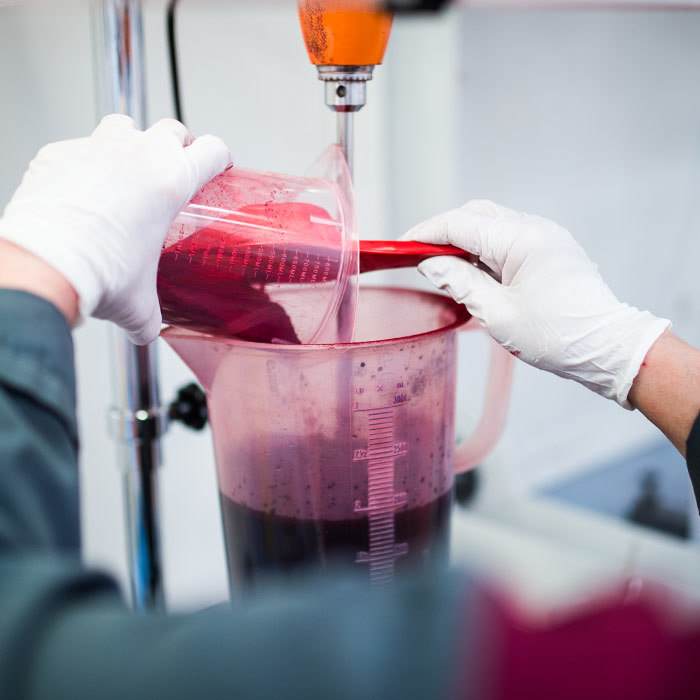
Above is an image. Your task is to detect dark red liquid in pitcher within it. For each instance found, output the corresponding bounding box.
[219,489,453,588]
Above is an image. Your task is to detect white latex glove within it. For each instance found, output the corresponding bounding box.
[404,200,670,408]
[0,114,232,345]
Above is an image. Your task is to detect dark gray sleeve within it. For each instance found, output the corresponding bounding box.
[0,290,80,552]
[685,411,700,513]
[0,290,470,700]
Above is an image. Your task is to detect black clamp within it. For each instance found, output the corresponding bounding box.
[168,383,208,431]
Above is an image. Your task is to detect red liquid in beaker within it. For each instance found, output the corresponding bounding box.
[157,202,344,343]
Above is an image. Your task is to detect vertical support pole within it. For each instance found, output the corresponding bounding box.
[319,65,373,180]
[336,111,354,179]
[97,0,166,611]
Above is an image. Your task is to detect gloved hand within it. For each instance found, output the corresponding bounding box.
[0,114,232,345]
[404,200,670,408]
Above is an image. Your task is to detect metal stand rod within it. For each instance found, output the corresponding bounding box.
[336,111,354,179]
[98,0,166,611]
[109,334,165,610]
[318,65,373,180]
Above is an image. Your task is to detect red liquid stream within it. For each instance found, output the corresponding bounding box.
[157,202,475,343]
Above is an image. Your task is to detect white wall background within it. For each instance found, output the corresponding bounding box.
[1,0,700,608]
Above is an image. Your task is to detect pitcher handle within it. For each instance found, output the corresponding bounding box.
[453,318,515,474]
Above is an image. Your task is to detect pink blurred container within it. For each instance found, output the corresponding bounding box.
[163,287,513,590]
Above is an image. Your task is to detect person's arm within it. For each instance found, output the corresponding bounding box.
[0,114,232,345]
[0,115,231,550]
[403,200,671,407]
[0,240,78,324]
[402,200,700,509]
[627,329,700,508]
[628,329,700,456]
[0,289,79,552]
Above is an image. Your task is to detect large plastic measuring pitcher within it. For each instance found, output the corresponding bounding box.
[157,145,358,345]
[163,288,513,590]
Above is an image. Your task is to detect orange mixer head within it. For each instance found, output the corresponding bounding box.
[298,0,393,67]
[298,1,394,176]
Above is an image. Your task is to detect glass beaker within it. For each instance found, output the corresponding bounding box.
[157,145,358,345]
[163,287,513,590]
